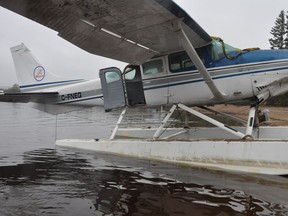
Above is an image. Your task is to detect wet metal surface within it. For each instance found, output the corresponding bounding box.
[1,103,288,215]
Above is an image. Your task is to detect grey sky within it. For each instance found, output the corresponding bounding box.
[0,0,287,86]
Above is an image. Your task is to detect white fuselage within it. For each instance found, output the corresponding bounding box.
[36,58,288,108]
[140,58,288,106]
[11,43,288,108]
[23,79,105,106]
[19,56,288,109]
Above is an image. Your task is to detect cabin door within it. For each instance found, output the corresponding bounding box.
[123,65,146,106]
[99,67,126,111]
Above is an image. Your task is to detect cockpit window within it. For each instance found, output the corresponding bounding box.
[210,38,240,61]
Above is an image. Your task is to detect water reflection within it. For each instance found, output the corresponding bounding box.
[0,148,288,216]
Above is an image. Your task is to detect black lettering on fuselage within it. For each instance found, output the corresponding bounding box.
[61,92,82,101]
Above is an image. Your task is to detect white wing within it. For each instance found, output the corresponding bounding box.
[0,0,212,64]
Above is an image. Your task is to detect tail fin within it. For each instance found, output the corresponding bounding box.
[10,43,82,92]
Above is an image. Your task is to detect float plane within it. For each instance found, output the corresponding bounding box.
[1,0,288,141]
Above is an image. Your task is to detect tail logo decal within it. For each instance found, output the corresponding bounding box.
[33,66,45,82]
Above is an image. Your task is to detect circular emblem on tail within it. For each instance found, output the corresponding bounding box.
[34,66,45,81]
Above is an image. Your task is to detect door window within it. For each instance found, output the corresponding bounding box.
[105,71,121,83]
[142,59,164,75]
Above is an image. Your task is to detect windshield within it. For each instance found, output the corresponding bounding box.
[210,38,241,61]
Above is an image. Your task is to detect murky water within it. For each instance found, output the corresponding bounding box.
[1,103,288,216]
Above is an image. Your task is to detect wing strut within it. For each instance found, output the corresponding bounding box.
[175,20,225,101]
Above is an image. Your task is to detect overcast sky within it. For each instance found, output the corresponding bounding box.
[0,0,287,86]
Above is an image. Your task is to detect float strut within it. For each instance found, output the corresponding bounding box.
[245,104,259,138]
[178,104,245,139]
[154,104,246,140]
[153,105,177,140]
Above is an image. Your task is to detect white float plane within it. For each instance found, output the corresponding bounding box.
[1,0,288,138]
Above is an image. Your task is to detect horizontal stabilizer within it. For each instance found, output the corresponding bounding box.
[0,92,58,103]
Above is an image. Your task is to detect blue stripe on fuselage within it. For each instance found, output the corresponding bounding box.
[143,64,288,91]
[214,66,288,80]
[19,79,84,89]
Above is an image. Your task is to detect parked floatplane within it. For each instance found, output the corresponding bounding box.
[1,0,288,175]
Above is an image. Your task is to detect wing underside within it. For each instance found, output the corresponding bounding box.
[0,0,212,64]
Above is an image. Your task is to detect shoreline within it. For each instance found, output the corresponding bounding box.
[209,104,288,126]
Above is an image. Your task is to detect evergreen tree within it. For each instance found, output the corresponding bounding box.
[267,10,288,107]
[269,10,286,49]
[285,11,288,48]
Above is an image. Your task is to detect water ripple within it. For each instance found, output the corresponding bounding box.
[0,148,287,216]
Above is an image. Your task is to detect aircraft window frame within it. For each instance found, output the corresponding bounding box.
[169,51,204,73]
[142,59,164,76]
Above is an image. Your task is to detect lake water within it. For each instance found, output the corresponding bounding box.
[1,103,288,216]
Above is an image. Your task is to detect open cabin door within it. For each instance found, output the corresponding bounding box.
[124,65,146,106]
[99,67,126,111]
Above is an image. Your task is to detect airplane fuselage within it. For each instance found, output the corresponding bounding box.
[140,51,288,105]
[99,40,288,109]
[9,40,288,109]
[47,44,288,109]
[54,79,104,106]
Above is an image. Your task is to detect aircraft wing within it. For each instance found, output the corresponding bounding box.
[0,0,212,64]
[0,92,59,103]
